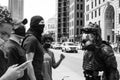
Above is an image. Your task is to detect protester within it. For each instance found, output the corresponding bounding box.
[22,15,45,80]
[4,19,29,80]
[81,22,119,80]
[0,6,13,77]
[41,34,65,80]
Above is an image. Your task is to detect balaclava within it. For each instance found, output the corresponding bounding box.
[30,16,44,34]
[28,15,45,42]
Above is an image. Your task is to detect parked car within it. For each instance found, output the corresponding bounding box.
[52,42,62,49]
[61,42,78,53]
[75,42,82,50]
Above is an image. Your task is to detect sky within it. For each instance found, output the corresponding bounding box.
[24,0,56,22]
[0,0,56,22]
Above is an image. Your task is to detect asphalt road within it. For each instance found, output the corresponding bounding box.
[51,49,120,80]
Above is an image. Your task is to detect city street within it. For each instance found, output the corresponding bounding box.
[51,49,120,80]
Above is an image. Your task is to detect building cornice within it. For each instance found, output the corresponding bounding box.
[85,1,111,15]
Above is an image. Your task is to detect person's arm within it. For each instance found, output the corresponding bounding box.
[52,52,65,69]
[22,37,37,80]
[101,45,119,80]
[0,65,19,80]
[0,61,30,80]
[26,52,36,80]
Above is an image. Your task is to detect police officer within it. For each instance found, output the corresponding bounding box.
[81,22,119,80]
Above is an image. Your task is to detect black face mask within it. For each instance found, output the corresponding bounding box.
[43,43,51,49]
[82,44,96,51]
[32,24,45,34]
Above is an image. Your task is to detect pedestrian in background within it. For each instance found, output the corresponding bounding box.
[41,34,65,80]
[22,15,45,80]
[4,19,29,80]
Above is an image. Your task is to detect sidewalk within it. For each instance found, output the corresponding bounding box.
[52,65,85,80]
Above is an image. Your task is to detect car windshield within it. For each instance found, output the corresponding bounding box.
[55,43,61,45]
[67,43,74,46]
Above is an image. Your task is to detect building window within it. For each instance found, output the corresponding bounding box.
[99,8,101,16]
[99,0,101,4]
[63,18,66,21]
[119,14,120,24]
[63,23,66,27]
[58,14,61,17]
[63,7,67,11]
[58,19,61,22]
[95,10,97,17]
[86,14,89,21]
[95,0,97,6]
[58,0,62,2]
[77,4,79,10]
[63,28,66,32]
[81,4,83,10]
[86,5,89,11]
[91,2,93,8]
[58,24,61,27]
[77,12,79,18]
[98,20,100,27]
[119,0,120,7]
[91,12,93,19]
[80,20,83,26]
[77,0,79,2]
[80,12,83,18]
[77,28,79,35]
[63,2,67,6]
[77,20,79,26]
[58,3,62,7]
[58,8,61,12]
[81,0,83,2]
[63,12,67,16]
[103,0,105,2]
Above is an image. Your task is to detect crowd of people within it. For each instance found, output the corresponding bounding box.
[0,6,65,80]
[0,5,119,80]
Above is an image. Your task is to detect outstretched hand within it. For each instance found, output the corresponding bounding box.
[60,54,65,60]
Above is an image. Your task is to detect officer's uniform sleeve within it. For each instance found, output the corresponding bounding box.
[101,45,119,80]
